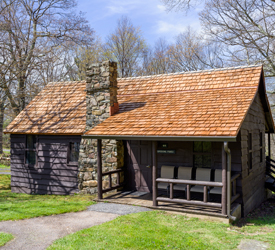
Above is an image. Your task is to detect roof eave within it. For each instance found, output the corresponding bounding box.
[82,134,237,142]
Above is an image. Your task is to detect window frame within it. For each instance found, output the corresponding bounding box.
[67,141,80,165]
[24,135,38,166]
[248,132,252,171]
[193,141,212,168]
[259,131,263,163]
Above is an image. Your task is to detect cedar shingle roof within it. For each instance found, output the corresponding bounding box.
[5,65,273,137]
[85,65,268,138]
[5,81,86,134]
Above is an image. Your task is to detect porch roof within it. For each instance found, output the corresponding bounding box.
[85,65,274,139]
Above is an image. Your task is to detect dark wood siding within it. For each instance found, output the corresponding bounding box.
[125,140,242,194]
[240,92,266,216]
[10,134,81,195]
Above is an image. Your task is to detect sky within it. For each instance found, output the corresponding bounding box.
[76,0,202,47]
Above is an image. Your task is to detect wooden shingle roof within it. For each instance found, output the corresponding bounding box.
[5,81,86,134]
[5,65,273,138]
[85,65,273,139]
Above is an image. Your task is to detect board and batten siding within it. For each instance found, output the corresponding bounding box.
[10,134,81,195]
[240,92,266,217]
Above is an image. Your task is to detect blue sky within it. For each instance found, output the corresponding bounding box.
[76,0,202,46]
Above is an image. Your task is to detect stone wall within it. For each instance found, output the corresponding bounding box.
[78,61,124,194]
[78,139,124,194]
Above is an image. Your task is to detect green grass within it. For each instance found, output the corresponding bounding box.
[0,175,96,221]
[48,211,275,250]
[0,232,13,246]
[0,164,9,169]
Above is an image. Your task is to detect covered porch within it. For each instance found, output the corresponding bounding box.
[93,136,242,220]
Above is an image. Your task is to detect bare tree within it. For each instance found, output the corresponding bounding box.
[169,27,225,72]
[162,0,275,76]
[104,16,147,78]
[0,92,7,154]
[72,36,104,80]
[161,0,202,11]
[138,38,173,75]
[200,0,275,76]
[169,28,206,71]
[0,0,94,115]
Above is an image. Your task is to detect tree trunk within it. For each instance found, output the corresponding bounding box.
[19,76,26,112]
[0,101,4,155]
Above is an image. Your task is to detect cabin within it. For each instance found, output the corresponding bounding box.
[4,61,275,221]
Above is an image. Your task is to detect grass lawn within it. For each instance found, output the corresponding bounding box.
[0,175,96,221]
[0,164,10,169]
[0,232,14,247]
[48,202,275,250]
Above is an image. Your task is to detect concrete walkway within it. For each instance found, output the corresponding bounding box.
[0,203,150,250]
[0,169,10,175]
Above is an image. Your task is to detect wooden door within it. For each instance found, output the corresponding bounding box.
[126,140,152,192]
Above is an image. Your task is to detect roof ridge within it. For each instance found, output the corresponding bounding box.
[118,64,262,81]
[47,80,86,85]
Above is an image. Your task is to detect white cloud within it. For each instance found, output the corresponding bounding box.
[156,4,166,12]
[157,20,187,34]
[107,5,128,15]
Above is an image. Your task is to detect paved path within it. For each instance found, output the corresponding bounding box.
[0,170,10,175]
[0,203,150,250]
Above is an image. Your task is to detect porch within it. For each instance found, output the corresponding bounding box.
[95,139,243,220]
[97,190,241,221]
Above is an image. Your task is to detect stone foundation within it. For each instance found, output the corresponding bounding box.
[78,138,124,194]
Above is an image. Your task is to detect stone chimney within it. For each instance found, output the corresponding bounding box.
[78,61,124,194]
[85,61,119,131]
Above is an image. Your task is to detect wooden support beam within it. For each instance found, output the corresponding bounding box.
[117,172,120,185]
[187,184,190,201]
[157,197,222,208]
[152,141,158,207]
[102,184,124,194]
[222,143,227,215]
[268,132,271,159]
[203,186,208,203]
[170,183,174,199]
[97,139,102,200]
[156,178,222,187]
[108,174,112,189]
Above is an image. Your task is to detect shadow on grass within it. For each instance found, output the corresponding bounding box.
[0,174,96,221]
[235,197,275,227]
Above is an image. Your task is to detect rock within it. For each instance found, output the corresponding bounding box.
[106,157,117,163]
[96,95,105,102]
[83,172,93,181]
[83,180,97,187]
[92,110,102,116]
[237,240,269,250]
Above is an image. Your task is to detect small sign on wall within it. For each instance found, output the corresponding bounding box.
[157,150,176,154]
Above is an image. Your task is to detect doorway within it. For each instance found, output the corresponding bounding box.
[125,140,152,192]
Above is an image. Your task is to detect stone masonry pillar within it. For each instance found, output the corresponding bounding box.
[78,61,124,194]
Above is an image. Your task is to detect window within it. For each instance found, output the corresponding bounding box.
[25,135,36,165]
[193,141,211,168]
[248,133,252,170]
[259,131,263,163]
[68,142,80,163]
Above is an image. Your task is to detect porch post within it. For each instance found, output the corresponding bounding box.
[268,132,271,159]
[221,143,227,215]
[97,139,103,200]
[152,141,158,207]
